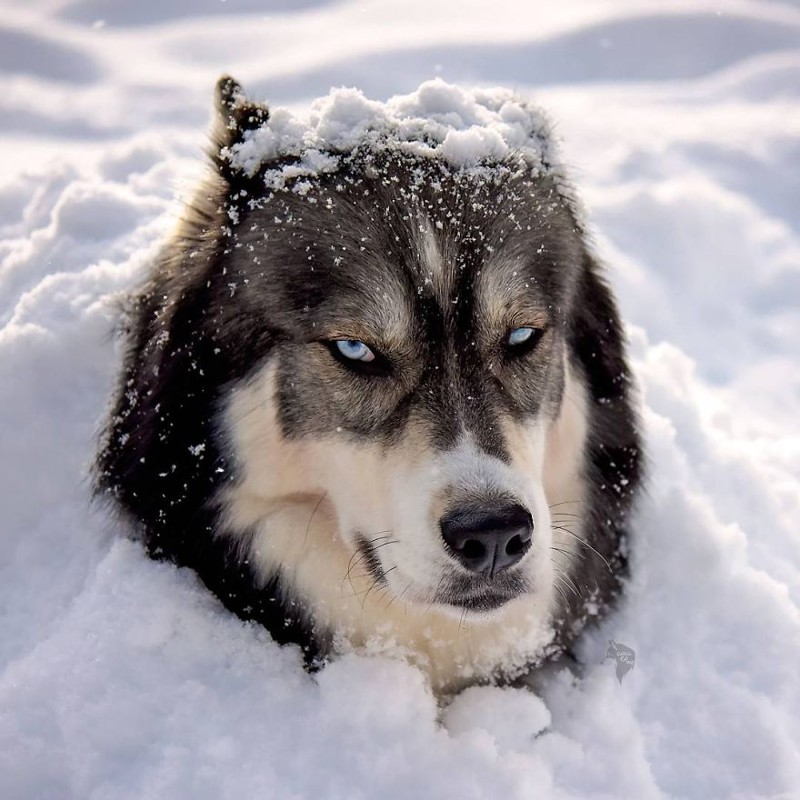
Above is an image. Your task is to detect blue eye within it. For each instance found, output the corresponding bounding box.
[508,327,535,346]
[334,339,375,362]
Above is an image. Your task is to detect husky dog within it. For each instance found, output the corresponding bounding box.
[96,76,642,692]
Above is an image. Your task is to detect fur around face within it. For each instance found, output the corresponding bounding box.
[95,76,642,691]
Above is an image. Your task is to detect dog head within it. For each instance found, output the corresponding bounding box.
[209,78,590,627]
[97,77,642,682]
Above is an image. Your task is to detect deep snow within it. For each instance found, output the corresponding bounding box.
[1,1,799,798]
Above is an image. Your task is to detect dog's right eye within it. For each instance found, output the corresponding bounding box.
[505,326,545,359]
[334,339,375,362]
[327,339,391,377]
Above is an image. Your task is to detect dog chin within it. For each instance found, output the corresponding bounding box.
[433,582,532,619]
[445,594,517,615]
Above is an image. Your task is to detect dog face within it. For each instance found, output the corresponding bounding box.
[97,79,642,685]
[216,152,588,628]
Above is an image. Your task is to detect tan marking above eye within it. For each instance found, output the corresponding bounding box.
[502,307,550,329]
[322,328,382,343]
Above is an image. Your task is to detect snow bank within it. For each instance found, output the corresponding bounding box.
[1,1,799,798]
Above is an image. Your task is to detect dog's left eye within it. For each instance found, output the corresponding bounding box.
[327,338,392,377]
[505,326,545,357]
[334,339,375,362]
[508,327,535,346]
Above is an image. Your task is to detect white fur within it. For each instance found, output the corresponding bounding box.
[218,356,588,691]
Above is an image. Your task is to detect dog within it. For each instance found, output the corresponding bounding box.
[95,76,642,693]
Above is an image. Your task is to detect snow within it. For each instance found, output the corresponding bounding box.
[1,1,799,798]
[225,80,560,189]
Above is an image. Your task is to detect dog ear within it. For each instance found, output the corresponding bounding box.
[210,74,269,169]
[215,75,269,133]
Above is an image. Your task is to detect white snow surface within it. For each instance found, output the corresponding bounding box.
[226,80,561,189]
[1,1,799,798]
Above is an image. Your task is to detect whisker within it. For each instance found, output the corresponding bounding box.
[364,531,393,542]
[552,580,570,606]
[552,525,614,574]
[423,576,446,617]
[371,539,400,551]
[560,570,582,598]
[553,570,580,599]
[372,585,393,609]
[550,545,581,561]
[302,492,327,549]
[340,530,395,595]
[360,565,397,610]
[342,549,367,596]
[548,500,586,509]
[383,579,411,614]
[340,569,390,599]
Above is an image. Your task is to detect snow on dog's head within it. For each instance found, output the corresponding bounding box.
[226,78,555,171]
[96,77,641,691]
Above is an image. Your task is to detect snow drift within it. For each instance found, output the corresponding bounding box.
[1,1,799,798]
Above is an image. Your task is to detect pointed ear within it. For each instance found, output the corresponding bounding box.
[211,74,269,153]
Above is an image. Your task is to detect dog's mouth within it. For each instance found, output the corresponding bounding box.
[436,571,530,613]
[439,589,519,612]
[353,534,530,613]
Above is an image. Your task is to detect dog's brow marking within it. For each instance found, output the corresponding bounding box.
[477,256,540,329]
[416,216,448,303]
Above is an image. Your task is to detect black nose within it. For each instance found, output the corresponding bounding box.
[440,502,533,576]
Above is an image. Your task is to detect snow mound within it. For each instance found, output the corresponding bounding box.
[226,79,563,191]
[1,1,799,798]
